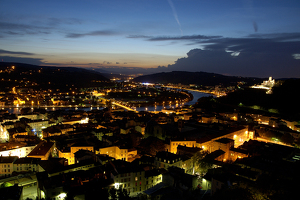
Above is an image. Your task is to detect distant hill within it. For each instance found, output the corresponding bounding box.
[0,62,110,91]
[132,71,264,86]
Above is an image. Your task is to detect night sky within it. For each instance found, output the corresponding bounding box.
[1,0,300,78]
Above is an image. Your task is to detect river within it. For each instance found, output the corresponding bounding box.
[134,90,212,112]
[3,90,212,114]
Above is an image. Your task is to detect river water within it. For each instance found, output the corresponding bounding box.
[135,90,212,112]
[4,90,212,114]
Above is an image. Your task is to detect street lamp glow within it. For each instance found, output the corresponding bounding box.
[58,193,67,198]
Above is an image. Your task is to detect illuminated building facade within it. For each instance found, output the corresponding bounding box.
[154,151,182,170]
[0,124,9,141]
[13,157,41,173]
[58,143,94,165]
[98,146,128,161]
[0,145,36,158]
[0,156,18,177]
[196,126,251,152]
[169,140,197,154]
[27,141,55,160]
[113,168,162,196]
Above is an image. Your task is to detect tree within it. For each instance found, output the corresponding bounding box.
[109,187,117,200]
[280,133,294,145]
[117,188,131,200]
[191,150,211,175]
[0,182,13,188]
[108,188,132,200]
[138,137,165,156]
[211,185,256,200]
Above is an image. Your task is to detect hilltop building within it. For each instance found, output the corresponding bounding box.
[251,76,275,94]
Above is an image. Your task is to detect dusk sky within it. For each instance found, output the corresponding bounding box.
[1,0,300,78]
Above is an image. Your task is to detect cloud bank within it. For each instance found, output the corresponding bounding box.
[131,32,300,78]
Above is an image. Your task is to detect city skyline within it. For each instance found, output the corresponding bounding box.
[1,0,300,78]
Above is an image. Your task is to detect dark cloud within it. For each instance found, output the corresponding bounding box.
[147,35,222,41]
[0,56,43,65]
[0,49,35,56]
[0,17,81,37]
[0,22,33,30]
[129,32,300,77]
[66,30,116,38]
[88,63,102,65]
[127,35,151,39]
[102,61,112,65]
[127,34,221,41]
[165,47,300,78]
[202,33,300,56]
[0,22,51,36]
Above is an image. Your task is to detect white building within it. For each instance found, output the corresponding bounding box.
[0,145,37,158]
[0,156,18,177]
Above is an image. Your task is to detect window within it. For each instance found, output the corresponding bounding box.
[135,177,138,181]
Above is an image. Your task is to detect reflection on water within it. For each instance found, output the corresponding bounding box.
[5,106,104,114]
[135,91,212,111]
[4,91,212,114]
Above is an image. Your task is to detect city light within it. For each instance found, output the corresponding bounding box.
[58,193,66,199]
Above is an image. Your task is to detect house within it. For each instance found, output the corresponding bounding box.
[229,148,249,162]
[0,156,18,177]
[37,167,112,200]
[169,140,197,154]
[154,151,182,170]
[7,127,28,141]
[58,142,94,165]
[27,141,55,160]
[0,145,36,158]
[98,146,128,161]
[13,157,41,173]
[112,163,163,197]
[211,138,234,161]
